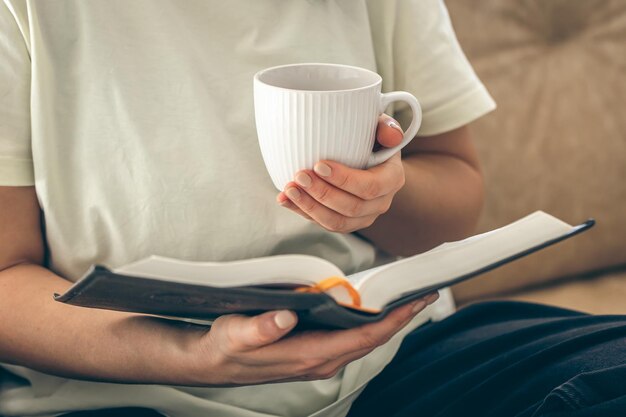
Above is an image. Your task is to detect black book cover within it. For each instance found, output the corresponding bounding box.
[55,219,594,329]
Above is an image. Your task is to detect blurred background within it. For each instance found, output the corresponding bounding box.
[445,0,626,313]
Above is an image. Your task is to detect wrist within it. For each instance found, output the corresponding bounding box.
[99,315,209,385]
[170,322,217,386]
[152,320,213,386]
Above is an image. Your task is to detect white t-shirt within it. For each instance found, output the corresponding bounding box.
[0,1,495,416]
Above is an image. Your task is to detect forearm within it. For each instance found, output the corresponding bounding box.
[358,151,484,256]
[0,263,198,384]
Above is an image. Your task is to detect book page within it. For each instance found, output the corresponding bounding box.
[113,254,344,288]
[357,211,576,309]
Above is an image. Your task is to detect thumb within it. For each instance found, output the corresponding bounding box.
[219,310,298,351]
[376,114,404,148]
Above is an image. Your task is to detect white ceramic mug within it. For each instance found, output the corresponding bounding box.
[253,63,422,191]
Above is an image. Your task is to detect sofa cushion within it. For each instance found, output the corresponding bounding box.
[445,0,626,301]
[469,269,626,315]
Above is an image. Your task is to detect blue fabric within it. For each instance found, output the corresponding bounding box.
[347,301,626,417]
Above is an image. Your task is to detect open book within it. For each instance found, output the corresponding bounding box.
[55,211,593,328]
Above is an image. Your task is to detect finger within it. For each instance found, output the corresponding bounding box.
[207,297,435,385]
[339,298,428,352]
[270,344,374,383]
[424,291,440,304]
[275,297,427,363]
[283,183,377,233]
[228,298,431,381]
[213,310,298,352]
[309,299,428,379]
[313,154,405,200]
[230,328,374,383]
[293,170,392,217]
[376,114,404,148]
[277,193,313,220]
[290,298,428,372]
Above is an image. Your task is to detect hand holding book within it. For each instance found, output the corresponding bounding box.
[187,293,438,385]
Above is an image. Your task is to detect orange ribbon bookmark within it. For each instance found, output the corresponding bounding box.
[295,277,381,313]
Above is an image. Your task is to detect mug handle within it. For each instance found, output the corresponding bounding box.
[366,91,422,168]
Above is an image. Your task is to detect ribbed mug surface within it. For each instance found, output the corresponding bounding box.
[254,81,380,191]
[254,63,421,191]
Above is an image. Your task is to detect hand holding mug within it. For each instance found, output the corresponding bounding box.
[277,114,407,233]
[254,63,422,232]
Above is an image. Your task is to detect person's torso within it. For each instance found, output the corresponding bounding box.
[1,2,461,416]
[2,2,389,416]
[26,0,380,282]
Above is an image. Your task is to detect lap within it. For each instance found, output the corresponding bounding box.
[348,301,626,417]
[57,302,626,417]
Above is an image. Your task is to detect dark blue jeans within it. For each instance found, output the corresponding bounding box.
[348,301,626,417]
[60,302,626,417]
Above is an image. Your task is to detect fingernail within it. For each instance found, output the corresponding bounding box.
[285,187,301,200]
[295,172,312,188]
[425,292,440,305]
[411,300,427,314]
[314,163,332,177]
[274,310,296,329]
[387,119,403,134]
[276,193,288,205]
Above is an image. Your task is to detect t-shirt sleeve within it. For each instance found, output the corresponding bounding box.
[367,0,496,136]
[0,2,33,185]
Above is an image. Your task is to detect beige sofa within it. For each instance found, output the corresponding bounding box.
[445,0,626,313]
